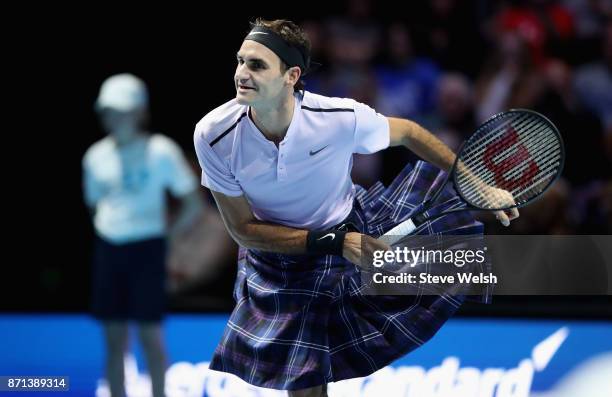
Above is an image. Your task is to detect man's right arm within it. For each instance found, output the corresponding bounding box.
[209,190,383,262]
[210,190,309,254]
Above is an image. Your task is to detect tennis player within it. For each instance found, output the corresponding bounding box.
[194,18,518,397]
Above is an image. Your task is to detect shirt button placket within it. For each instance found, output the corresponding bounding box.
[278,147,285,181]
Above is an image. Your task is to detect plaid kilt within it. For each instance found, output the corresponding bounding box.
[209,161,486,390]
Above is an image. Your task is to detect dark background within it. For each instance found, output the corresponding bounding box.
[8,0,611,318]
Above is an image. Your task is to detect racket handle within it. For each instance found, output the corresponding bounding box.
[379,218,416,245]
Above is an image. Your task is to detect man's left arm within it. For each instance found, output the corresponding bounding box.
[386,117,519,226]
[387,117,456,172]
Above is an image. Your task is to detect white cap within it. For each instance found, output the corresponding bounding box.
[95,73,148,112]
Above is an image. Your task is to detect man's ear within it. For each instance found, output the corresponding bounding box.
[285,66,302,87]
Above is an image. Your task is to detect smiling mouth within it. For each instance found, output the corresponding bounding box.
[238,85,256,91]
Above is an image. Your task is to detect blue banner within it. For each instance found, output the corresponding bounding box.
[0,315,610,396]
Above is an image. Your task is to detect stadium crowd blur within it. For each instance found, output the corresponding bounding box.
[302,0,611,237]
[76,0,611,311]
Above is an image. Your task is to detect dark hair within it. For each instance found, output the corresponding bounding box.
[250,18,311,92]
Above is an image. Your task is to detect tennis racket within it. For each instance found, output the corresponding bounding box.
[381,109,565,244]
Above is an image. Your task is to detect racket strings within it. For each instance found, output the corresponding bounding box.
[511,170,559,200]
[455,112,563,209]
[460,132,558,189]
[461,161,560,204]
[459,138,559,192]
[459,136,560,195]
[462,119,551,165]
[461,112,533,157]
[459,152,561,208]
[462,114,552,164]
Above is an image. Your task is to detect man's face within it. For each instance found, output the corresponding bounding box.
[235,40,290,106]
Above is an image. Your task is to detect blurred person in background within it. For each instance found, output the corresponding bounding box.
[574,21,612,156]
[564,0,612,63]
[535,58,609,186]
[475,30,543,122]
[428,72,477,151]
[494,0,576,65]
[82,73,203,397]
[564,0,612,39]
[316,0,380,104]
[411,0,487,78]
[372,22,441,185]
[374,23,441,121]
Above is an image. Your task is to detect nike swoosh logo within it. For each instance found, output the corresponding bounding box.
[317,233,335,241]
[309,145,329,156]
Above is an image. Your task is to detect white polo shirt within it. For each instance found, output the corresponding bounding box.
[83,134,197,243]
[193,91,390,230]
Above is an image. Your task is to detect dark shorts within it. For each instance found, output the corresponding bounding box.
[91,236,167,322]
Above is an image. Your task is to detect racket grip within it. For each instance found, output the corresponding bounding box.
[379,218,416,245]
